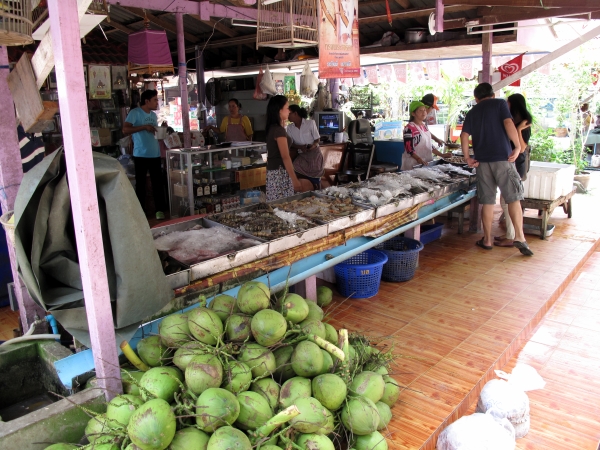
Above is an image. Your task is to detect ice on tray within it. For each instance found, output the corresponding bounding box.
[154,227,262,265]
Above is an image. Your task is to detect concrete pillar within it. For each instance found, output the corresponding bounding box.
[481,26,493,84]
[48,0,121,400]
[176,12,191,149]
[0,47,47,332]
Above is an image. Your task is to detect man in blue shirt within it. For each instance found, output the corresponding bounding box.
[461,83,533,256]
[123,89,166,219]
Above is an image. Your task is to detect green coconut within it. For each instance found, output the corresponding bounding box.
[289,397,329,434]
[259,446,283,450]
[139,366,183,402]
[381,376,400,407]
[237,343,276,377]
[305,301,324,321]
[173,341,207,371]
[324,323,338,345]
[273,345,296,383]
[225,313,253,342]
[251,309,287,346]
[364,361,389,376]
[316,286,333,308]
[298,319,327,340]
[209,294,239,321]
[291,340,323,377]
[279,376,312,409]
[158,313,189,347]
[319,349,334,374]
[341,396,380,436]
[195,387,241,432]
[317,408,335,435]
[185,354,224,395]
[121,370,144,396]
[169,427,210,450]
[43,445,79,450]
[207,426,252,450]
[236,281,270,315]
[312,373,347,411]
[127,398,176,450]
[277,293,309,324]
[221,360,252,394]
[297,433,335,450]
[235,391,273,431]
[349,371,385,403]
[187,307,223,346]
[84,415,120,445]
[86,445,120,450]
[106,394,144,427]
[354,431,388,450]
[250,378,280,411]
[136,336,171,367]
[375,401,392,431]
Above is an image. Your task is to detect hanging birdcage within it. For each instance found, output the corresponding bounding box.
[0,0,34,46]
[257,0,318,49]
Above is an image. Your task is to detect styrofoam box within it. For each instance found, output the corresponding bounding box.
[522,161,575,200]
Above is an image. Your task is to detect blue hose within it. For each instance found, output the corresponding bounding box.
[46,314,59,338]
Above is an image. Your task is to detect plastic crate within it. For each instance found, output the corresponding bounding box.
[376,236,423,282]
[419,222,443,245]
[334,249,388,299]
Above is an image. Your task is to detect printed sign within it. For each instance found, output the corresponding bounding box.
[318,0,360,78]
[88,65,111,99]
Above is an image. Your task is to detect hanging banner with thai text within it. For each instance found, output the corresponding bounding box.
[318,0,361,78]
[393,64,407,83]
[425,61,440,81]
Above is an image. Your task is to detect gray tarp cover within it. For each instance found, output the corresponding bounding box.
[13,148,173,348]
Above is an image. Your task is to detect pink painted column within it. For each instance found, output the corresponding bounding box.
[48,0,121,400]
[176,12,192,148]
[0,47,47,332]
[294,275,317,302]
[435,0,444,33]
[481,27,493,84]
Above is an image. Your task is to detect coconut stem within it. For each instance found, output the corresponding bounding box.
[250,405,300,442]
[338,329,351,383]
[307,334,345,361]
[120,341,150,372]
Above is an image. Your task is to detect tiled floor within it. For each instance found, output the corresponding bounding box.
[1,175,600,449]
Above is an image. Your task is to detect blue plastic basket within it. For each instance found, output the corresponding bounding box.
[376,236,423,282]
[334,249,388,299]
[419,222,443,245]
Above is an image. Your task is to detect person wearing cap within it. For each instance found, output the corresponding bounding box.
[421,93,446,146]
[401,101,453,171]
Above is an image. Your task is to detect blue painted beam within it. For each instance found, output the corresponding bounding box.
[54,189,476,388]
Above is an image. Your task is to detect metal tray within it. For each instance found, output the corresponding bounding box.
[165,268,190,290]
[270,192,375,233]
[372,195,415,218]
[208,204,329,256]
[152,217,269,282]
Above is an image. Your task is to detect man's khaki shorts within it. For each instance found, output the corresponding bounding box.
[476,161,524,205]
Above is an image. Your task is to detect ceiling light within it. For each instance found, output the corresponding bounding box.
[232,20,258,28]
[262,0,283,5]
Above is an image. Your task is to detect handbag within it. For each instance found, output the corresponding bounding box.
[515,146,530,181]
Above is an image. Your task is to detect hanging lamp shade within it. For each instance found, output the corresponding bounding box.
[257,0,318,49]
[128,29,174,75]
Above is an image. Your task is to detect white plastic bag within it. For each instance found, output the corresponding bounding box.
[164,132,182,149]
[253,66,268,100]
[436,412,516,450]
[259,65,277,95]
[495,363,546,392]
[476,379,530,438]
[300,62,318,97]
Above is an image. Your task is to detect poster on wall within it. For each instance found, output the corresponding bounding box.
[111,66,127,90]
[318,0,360,78]
[89,65,112,99]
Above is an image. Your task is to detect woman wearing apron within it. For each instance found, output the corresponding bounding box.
[401,101,452,171]
[205,98,253,142]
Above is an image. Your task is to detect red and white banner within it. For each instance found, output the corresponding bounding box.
[318,0,361,78]
[364,66,379,84]
[458,59,473,79]
[378,65,393,83]
[498,53,525,87]
[425,61,440,81]
[393,64,407,83]
[410,62,425,81]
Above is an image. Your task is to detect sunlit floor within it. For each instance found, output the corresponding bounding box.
[1,175,599,449]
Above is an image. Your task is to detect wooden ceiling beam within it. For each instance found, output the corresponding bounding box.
[468,8,600,27]
[393,0,412,8]
[187,15,239,38]
[120,6,199,43]
[358,5,474,25]
[103,17,135,35]
[444,0,598,7]
[476,6,600,16]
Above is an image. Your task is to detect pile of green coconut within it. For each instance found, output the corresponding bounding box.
[44,281,399,450]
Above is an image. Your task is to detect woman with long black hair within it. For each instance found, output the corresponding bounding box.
[495,93,533,248]
[265,96,311,201]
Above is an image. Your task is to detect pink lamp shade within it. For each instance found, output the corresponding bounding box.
[128,30,173,66]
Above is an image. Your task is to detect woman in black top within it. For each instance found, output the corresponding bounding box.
[265,96,311,201]
[495,93,533,247]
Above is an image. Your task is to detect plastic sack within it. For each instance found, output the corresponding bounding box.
[495,363,546,392]
[254,66,268,100]
[164,132,182,149]
[300,62,318,97]
[259,65,277,95]
[436,412,516,450]
[476,379,529,438]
